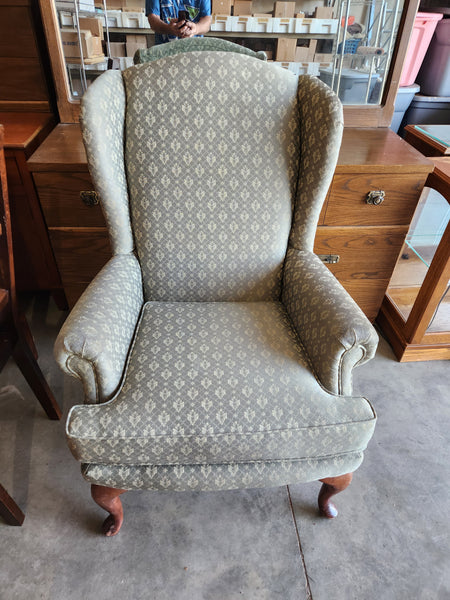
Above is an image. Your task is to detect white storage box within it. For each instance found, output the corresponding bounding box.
[118,56,135,69]
[59,11,75,26]
[104,10,122,27]
[228,16,255,32]
[294,18,338,34]
[56,0,95,11]
[278,61,320,76]
[210,15,234,31]
[272,17,294,33]
[121,11,146,28]
[253,16,273,33]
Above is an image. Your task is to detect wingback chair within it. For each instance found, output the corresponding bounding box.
[55,45,378,536]
[133,36,268,64]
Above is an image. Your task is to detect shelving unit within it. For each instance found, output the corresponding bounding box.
[41,0,419,124]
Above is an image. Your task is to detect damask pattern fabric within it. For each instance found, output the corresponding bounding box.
[134,37,267,64]
[289,75,344,251]
[54,254,144,403]
[56,47,379,494]
[81,451,365,491]
[80,70,134,255]
[67,302,376,465]
[122,53,300,302]
[282,248,379,395]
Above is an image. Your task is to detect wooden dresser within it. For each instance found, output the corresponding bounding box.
[315,128,433,321]
[28,125,433,319]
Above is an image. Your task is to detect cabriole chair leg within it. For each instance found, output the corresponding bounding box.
[318,472,353,518]
[91,484,127,536]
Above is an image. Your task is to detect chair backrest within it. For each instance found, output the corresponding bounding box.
[80,49,343,303]
[133,37,267,65]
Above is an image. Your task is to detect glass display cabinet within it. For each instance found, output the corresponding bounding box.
[39,0,421,125]
[379,158,450,361]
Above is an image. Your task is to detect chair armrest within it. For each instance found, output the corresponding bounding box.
[54,254,143,404]
[282,248,378,395]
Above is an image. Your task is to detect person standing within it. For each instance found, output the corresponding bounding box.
[146,0,211,45]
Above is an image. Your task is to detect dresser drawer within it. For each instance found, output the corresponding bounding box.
[34,171,105,227]
[324,173,427,227]
[48,227,112,308]
[336,280,390,322]
[314,225,409,321]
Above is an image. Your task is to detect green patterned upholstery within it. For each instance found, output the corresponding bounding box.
[123,53,298,302]
[55,43,378,493]
[67,302,375,465]
[133,37,267,65]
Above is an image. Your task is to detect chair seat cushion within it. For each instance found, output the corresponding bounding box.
[67,302,376,466]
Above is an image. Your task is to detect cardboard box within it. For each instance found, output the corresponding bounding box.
[314,52,334,63]
[61,30,103,59]
[126,35,147,56]
[295,12,305,18]
[293,40,316,61]
[126,34,147,43]
[294,45,309,62]
[276,37,296,61]
[314,6,333,18]
[212,0,232,14]
[123,0,146,10]
[233,0,252,15]
[109,42,126,57]
[79,16,103,38]
[273,1,295,18]
[307,38,317,61]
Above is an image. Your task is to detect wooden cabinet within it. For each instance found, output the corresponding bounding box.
[28,125,110,308]
[39,0,422,128]
[378,126,450,361]
[0,0,66,307]
[29,125,433,319]
[313,128,433,321]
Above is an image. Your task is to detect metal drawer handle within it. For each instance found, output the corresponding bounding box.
[366,190,385,206]
[80,190,99,206]
[317,254,340,264]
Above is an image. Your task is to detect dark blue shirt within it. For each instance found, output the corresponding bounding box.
[146,0,211,45]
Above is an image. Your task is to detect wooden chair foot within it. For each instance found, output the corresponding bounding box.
[318,472,353,518]
[91,484,127,537]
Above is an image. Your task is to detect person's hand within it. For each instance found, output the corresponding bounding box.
[167,17,186,37]
[180,20,197,37]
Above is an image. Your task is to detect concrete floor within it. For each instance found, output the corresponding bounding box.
[0,293,449,600]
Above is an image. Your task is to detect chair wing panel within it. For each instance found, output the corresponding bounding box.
[290,75,344,251]
[80,70,134,255]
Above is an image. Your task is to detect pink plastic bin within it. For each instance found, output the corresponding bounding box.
[399,12,443,87]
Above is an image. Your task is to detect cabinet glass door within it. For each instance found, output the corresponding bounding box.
[321,0,404,105]
[51,0,406,103]
[387,185,450,332]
